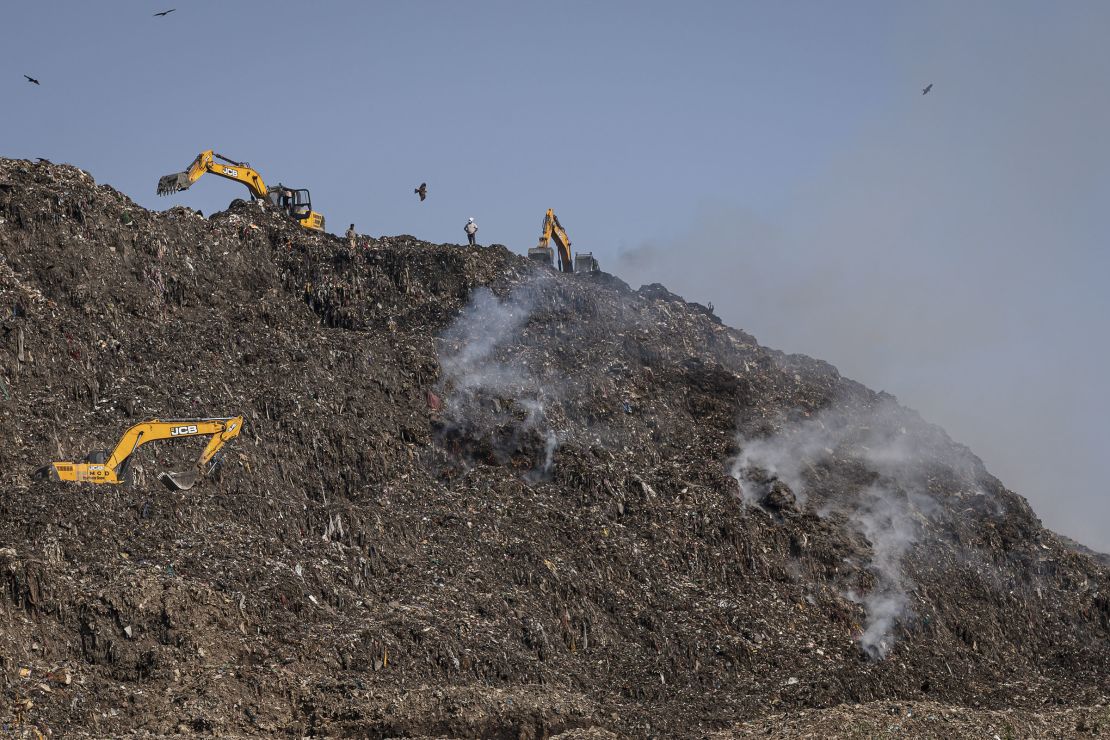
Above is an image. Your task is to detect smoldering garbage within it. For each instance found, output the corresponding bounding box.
[0,157,1108,737]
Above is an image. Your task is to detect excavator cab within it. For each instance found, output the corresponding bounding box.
[268,186,307,216]
[268,186,325,231]
[574,252,599,273]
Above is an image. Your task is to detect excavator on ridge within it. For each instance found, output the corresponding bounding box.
[31,417,244,492]
[157,150,325,231]
[528,209,598,273]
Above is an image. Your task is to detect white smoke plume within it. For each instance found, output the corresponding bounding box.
[732,421,834,507]
[438,284,539,396]
[436,278,562,473]
[848,486,920,659]
[731,399,948,659]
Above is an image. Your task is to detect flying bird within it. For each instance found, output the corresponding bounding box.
[414,182,427,202]
[153,8,176,16]
[922,83,933,95]
[24,75,40,85]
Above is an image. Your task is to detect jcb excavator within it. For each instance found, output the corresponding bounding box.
[527,209,599,273]
[31,417,244,492]
[157,150,325,231]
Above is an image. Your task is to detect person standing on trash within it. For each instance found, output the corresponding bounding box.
[346,223,357,249]
[464,217,478,247]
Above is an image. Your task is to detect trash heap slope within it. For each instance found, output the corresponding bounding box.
[0,158,1107,737]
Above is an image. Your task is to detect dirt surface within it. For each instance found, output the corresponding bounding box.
[0,158,1108,737]
[716,700,1110,739]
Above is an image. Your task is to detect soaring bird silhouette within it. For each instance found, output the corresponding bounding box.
[922,83,933,95]
[414,182,427,202]
[24,75,40,85]
[153,8,176,16]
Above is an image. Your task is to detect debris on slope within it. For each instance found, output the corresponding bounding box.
[0,157,1108,737]
[715,700,1110,739]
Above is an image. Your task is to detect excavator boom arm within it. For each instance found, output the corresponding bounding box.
[104,418,243,472]
[157,150,269,199]
[534,209,573,272]
[550,226,572,274]
[156,149,324,231]
[36,417,244,489]
[536,213,552,249]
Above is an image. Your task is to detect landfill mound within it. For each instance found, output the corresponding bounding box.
[0,157,1107,737]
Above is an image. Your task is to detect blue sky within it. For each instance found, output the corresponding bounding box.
[4,1,1109,549]
[3,1,925,244]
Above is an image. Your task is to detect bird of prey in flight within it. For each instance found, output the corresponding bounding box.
[922,83,933,95]
[24,75,40,85]
[153,9,176,17]
[414,182,427,202]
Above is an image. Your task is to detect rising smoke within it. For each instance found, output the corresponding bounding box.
[438,284,540,396]
[732,398,950,659]
[435,278,562,475]
[846,486,920,659]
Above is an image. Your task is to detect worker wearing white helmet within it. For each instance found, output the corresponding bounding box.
[464,217,478,247]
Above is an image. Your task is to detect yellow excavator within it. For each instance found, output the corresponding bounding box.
[527,209,598,273]
[31,417,244,492]
[157,150,325,231]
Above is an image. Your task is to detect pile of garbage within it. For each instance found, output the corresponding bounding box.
[0,157,1107,737]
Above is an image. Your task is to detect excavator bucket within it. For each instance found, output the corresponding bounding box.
[158,469,199,491]
[528,246,555,267]
[156,171,192,196]
[30,464,58,483]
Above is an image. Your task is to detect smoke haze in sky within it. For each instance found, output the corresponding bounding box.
[620,4,1110,551]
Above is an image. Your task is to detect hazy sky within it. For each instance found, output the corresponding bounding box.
[4,1,1108,549]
